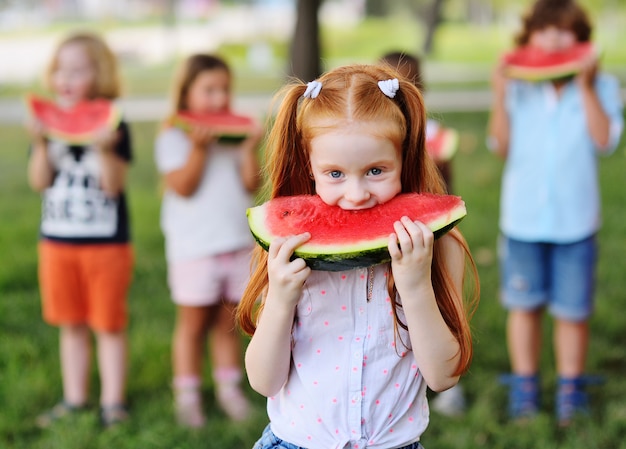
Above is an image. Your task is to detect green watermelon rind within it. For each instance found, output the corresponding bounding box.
[25,95,122,144]
[247,199,467,272]
[170,112,252,144]
[505,64,582,82]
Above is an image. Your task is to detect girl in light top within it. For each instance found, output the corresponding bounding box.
[27,31,133,428]
[488,0,623,426]
[237,64,478,449]
[155,54,263,426]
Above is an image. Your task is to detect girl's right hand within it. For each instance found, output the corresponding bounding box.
[188,124,217,149]
[25,118,47,147]
[266,233,311,309]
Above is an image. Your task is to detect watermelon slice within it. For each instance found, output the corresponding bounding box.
[25,94,121,144]
[502,42,596,82]
[426,121,459,162]
[169,111,255,144]
[247,193,467,271]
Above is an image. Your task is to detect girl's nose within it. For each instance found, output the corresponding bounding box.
[344,180,370,205]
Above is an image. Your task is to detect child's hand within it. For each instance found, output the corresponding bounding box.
[388,217,434,292]
[491,60,508,99]
[243,120,265,148]
[189,125,217,149]
[25,118,47,147]
[266,233,311,309]
[92,126,120,153]
[576,52,599,89]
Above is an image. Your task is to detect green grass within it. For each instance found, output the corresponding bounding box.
[2,112,626,448]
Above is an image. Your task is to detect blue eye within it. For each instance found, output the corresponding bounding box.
[329,170,342,179]
[369,167,382,175]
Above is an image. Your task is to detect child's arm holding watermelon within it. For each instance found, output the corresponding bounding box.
[575,56,613,151]
[245,233,312,397]
[162,125,216,197]
[486,61,511,158]
[92,125,129,197]
[26,119,54,192]
[237,121,264,193]
[389,218,465,392]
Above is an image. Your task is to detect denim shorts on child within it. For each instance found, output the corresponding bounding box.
[167,247,253,306]
[252,424,425,449]
[498,234,597,321]
[38,240,134,332]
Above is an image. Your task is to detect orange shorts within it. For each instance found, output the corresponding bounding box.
[38,240,134,332]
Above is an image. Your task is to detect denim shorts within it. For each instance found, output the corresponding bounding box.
[498,235,597,321]
[252,424,425,449]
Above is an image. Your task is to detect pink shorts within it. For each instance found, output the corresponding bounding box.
[168,247,254,306]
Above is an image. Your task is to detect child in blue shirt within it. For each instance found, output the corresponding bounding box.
[487,0,623,427]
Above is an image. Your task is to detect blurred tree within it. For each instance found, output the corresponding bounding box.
[403,0,447,55]
[365,0,390,17]
[290,0,322,81]
[421,0,445,55]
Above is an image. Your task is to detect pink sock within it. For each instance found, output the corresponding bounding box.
[213,367,242,386]
[173,375,202,405]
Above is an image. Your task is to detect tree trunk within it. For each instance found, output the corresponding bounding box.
[365,0,390,17]
[422,0,445,55]
[289,0,322,81]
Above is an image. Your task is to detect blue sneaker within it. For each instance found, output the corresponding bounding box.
[500,373,540,420]
[556,375,603,427]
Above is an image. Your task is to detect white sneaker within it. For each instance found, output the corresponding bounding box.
[431,384,466,417]
[216,384,251,422]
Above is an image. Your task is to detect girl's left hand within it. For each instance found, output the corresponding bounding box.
[388,216,434,291]
[242,120,265,149]
[92,126,119,153]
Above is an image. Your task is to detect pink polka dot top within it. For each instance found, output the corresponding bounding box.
[267,265,429,449]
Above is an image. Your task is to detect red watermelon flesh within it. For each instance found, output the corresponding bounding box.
[426,121,459,162]
[247,193,466,271]
[502,42,595,81]
[26,95,120,144]
[170,111,254,142]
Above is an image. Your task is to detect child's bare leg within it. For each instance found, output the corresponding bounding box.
[60,324,92,405]
[95,329,130,426]
[554,318,591,425]
[554,318,588,377]
[172,305,212,427]
[554,319,588,377]
[210,301,249,421]
[210,302,242,370]
[507,308,542,375]
[173,305,212,377]
[95,330,127,406]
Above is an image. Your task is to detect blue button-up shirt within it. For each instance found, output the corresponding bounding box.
[500,74,623,243]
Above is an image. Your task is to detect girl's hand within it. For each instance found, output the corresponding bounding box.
[25,118,47,147]
[243,120,265,148]
[189,124,216,149]
[92,126,120,153]
[266,233,312,309]
[388,217,434,293]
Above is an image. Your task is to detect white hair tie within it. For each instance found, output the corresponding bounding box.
[303,80,322,99]
[378,78,399,98]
